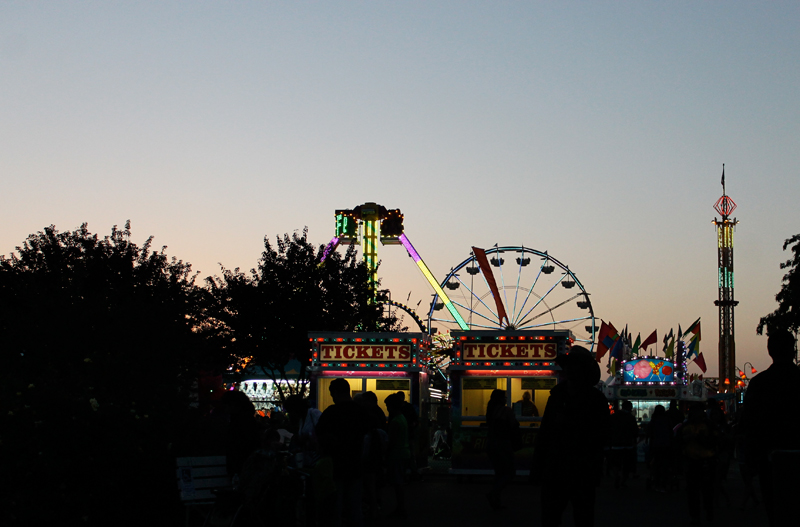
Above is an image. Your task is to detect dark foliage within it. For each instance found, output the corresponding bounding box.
[204,228,399,397]
[0,222,212,524]
[758,233,800,337]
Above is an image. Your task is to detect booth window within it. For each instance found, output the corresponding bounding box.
[461,377,507,417]
[510,377,556,423]
[366,378,410,415]
[318,377,363,411]
[318,377,411,414]
[461,376,556,425]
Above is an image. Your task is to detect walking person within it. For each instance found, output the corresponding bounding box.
[315,378,370,527]
[678,402,718,525]
[646,404,673,492]
[531,346,610,527]
[608,400,639,489]
[384,393,411,519]
[485,388,519,510]
[742,328,800,526]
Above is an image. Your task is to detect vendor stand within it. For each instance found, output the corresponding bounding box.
[603,350,705,423]
[448,329,573,475]
[307,331,431,421]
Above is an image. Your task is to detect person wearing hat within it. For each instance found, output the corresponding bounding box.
[531,345,610,527]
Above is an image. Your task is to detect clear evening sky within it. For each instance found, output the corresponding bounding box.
[2,2,798,377]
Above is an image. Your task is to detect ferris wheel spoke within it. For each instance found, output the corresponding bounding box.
[512,258,549,326]
[516,273,567,327]
[451,300,500,327]
[518,292,583,327]
[517,315,593,331]
[453,274,499,322]
[460,321,505,330]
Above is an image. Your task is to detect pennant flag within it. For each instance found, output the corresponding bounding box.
[641,330,658,352]
[665,336,675,358]
[677,324,682,340]
[662,328,674,353]
[596,321,619,361]
[609,335,624,360]
[721,164,725,188]
[631,333,642,356]
[685,318,701,340]
[694,352,707,373]
[608,357,617,375]
[687,334,700,358]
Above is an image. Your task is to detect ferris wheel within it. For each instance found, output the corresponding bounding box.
[426,246,597,350]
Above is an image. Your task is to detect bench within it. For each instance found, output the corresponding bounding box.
[176,456,231,526]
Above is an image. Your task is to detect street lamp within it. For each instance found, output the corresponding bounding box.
[743,361,757,375]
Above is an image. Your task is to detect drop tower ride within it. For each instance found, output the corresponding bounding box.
[713,165,738,392]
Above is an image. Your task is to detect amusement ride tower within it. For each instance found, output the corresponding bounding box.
[713,166,738,392]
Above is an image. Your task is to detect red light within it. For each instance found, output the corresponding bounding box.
[524,363,530,366]
[393,338,400,342]
[379,364,385,367]
[538,336,544,340]
[460,336,467,340]
[355,338,362,342]
[317,338,324,342]
[336,338,343,342]
[724,378,730,385]
[484,362,491,366]
[751,367,757,374]
[504,362,511,366]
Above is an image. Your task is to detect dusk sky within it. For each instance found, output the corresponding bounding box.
[2,2,798,377]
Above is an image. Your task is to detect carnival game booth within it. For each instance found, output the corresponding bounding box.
[449,329,573,475]
[307,332,431,420]
[603,355,705,423]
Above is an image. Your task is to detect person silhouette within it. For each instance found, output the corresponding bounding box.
[531,346,610,527]
[485,388,519,509]
[517,391,539,417]
[316,378,370,527]
[742,328,800,526]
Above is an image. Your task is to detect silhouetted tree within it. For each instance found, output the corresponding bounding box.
[205,228,398,398]
[758,234,800,343]
[0,222,211,523]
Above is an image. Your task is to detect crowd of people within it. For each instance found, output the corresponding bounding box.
[205,329,798,527]
[214,379,421,526]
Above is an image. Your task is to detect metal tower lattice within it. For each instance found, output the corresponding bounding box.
[713,165,738,392]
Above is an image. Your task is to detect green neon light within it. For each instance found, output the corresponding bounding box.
[413,260,469,330]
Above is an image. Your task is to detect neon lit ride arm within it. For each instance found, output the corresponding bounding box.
[320,237,340,263]
[399,234,469,330]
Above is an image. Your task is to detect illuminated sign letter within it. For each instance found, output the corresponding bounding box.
[398,346,411,360]
[343,346,355,359]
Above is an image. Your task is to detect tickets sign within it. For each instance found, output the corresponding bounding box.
[461,342,557,360]
[318,344,411,362]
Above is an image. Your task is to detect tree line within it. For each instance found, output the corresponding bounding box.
[0,221,397,523]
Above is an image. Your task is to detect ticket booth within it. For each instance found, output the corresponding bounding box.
[449,330,573,475]
[307,332,431,420]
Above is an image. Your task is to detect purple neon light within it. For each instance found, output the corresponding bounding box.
[320,237,340,262]
[399,234,420,261]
